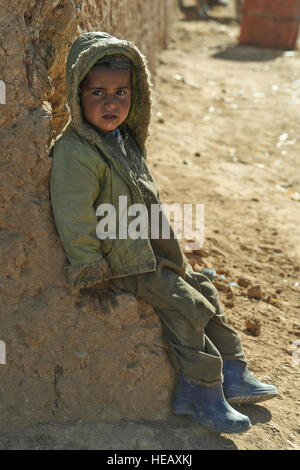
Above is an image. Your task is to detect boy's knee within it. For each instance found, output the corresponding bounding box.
[185,269,216,292]
[185,270,222,311]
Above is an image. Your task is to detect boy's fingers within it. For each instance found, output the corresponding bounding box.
[98,293,110,314]
[81,283,119,313]
[108,290,119,308]
[97,290,119,311]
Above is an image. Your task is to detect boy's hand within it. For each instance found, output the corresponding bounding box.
[82,280,119,313]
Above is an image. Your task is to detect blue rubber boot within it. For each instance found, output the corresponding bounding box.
[223,360,278,405]
[173,372,251,434]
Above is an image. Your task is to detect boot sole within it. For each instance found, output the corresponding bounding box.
[189,414,251,434]
[173,402,251,434]
[227,393,278,405]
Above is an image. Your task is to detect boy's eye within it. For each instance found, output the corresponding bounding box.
[92,89,129,97]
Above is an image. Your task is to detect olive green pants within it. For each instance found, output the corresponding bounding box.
[112,257,245,387]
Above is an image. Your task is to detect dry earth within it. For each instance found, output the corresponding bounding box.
[0,1,299,451]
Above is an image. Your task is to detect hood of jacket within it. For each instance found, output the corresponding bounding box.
[65,31,152,154]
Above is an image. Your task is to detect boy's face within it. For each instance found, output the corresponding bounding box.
[80,66,132,132]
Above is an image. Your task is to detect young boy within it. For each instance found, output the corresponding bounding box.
[50,32,278,434]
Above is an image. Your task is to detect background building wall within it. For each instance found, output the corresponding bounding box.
[0,0,177,431]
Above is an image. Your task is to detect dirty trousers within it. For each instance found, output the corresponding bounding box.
[112,257,246,387]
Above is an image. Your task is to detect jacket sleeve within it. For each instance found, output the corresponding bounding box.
[50,138,112,291]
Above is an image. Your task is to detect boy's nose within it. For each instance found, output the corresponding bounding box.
[104,94,118,110]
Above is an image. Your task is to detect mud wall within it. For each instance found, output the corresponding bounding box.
[0,0,177,431]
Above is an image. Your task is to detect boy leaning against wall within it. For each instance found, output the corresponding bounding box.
[50,32,278,434]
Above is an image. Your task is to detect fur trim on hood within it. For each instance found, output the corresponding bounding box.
[65,31,152,153]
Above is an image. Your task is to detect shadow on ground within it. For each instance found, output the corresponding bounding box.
[180,10,238,24]
[211,44,283,62]
[232,403,273,425]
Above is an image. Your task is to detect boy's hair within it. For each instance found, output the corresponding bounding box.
[79,53,132,91]
[96,54,132,71]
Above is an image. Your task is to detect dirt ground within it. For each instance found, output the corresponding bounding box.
[1,0,299,451]
[148,0,300,450]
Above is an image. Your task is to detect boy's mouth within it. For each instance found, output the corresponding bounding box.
[102,114,118,120]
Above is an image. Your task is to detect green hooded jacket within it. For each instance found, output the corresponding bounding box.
[50,32,187,291]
